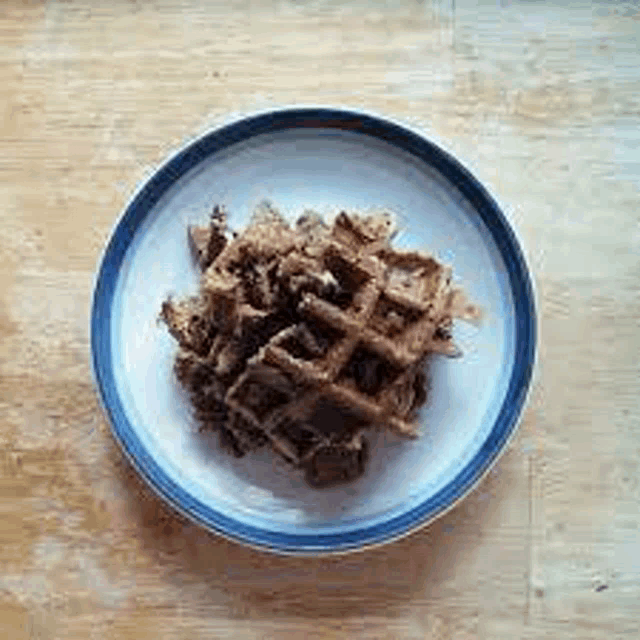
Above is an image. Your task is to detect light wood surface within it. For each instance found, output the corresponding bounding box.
[1,1,639,638]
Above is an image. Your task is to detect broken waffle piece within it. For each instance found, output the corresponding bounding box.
[305,433,369,488]
[188,204,228,270]
[161,297,216,357]
[161,202,479,488]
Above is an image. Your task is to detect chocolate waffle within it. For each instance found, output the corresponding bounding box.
[161,201,477,488]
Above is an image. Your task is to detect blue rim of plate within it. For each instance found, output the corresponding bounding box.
[91,107,536,555]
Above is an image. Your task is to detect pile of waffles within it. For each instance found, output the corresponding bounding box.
[161,201,478,488]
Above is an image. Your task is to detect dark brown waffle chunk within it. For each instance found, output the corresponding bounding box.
[161,201,478,488]
[224,410,270,456]
[305,434,369,489]
[161,297,216,357]
[188,204,228,270]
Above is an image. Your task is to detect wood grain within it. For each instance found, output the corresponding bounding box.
[1,0,639,638]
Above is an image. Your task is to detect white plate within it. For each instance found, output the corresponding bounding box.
[91,107,536,555]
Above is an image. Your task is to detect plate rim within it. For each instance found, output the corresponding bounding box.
[90,106,536,555]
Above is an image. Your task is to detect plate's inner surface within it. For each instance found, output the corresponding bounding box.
[111,128,514,534]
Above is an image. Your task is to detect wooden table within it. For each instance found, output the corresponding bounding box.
[1,1,639,638]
